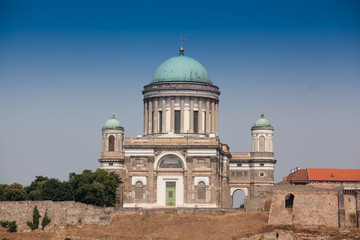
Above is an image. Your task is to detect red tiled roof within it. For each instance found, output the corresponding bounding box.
[289,169,308,183]
[307,168,360,182]
[281,169,308,184]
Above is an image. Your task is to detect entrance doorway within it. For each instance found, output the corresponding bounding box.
[166,182,176,206]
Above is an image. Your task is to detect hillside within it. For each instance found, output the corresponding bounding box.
[1,212,359,240]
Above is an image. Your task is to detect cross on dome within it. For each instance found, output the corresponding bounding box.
[178,36,186,54]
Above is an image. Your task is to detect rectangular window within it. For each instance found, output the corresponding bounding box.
[236,172,242,177]
[237,163,242,167]
[175,110,180,133]
[231,172,235,177]
[260,163,264,167]
[159,111,163,133]
[193,111,198,133]
[244,172,248,177]
[108,163,113,166]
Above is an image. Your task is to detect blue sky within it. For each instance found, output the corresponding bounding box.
[1,0,359,186]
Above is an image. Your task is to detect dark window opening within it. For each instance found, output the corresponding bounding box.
[193,111,199,133]
[237,163,242,167]
[175,110,180,133]
[152,111,154,133]
[285,194,294,208]
[236,172,242,177]
[108,135,115,151]
[159,111,163,133]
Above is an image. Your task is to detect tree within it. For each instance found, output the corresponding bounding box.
[25,176,48,200]
[0,184,8,201]
[27,205,41,230]
[70,169,120,207]
[41,211,51,230]
[4,183,26,201]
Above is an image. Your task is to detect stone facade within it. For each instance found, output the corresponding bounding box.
[268,185,360,228]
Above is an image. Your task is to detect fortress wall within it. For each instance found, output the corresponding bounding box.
[0,201,114,232]
[0,201,244,232]
[268,186,339,228]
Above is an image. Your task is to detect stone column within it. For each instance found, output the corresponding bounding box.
[205,99,210,134]
[211,100,215,134]
[189,98,194,133]
[198,98,203,133]
[148,157,154,203]
[215,101,218,136]
[162,98,166,133]
[148,99,153,135]
[154,98,159,134]
[144,100,148,135]
[170,97,175,133]
[186,157,193,204]
[180,97,184,133]
[210,157,217,205]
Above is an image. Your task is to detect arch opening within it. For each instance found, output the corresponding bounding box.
[285,193,294,208]
[108,135,115,151]
[232,189,246,208]
[158,154,184,169]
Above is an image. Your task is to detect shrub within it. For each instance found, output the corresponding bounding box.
[41,211,51,230]
[8,221,17,232]
[27,205,41,230]
[0,221,9,227]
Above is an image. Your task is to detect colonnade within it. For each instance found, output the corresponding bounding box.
[143,96,219,136]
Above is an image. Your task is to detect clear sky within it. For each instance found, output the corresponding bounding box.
[1,0,359,186]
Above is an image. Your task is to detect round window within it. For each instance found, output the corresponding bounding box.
[259,171,265,178]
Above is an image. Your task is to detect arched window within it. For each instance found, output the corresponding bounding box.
[108,135,115,151]
[135,181,143,200]
[158,155,183,168]
[285,193,294,208]
[198,181,206,200]
[259,136,265,152]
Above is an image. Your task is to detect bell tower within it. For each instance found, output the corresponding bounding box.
[98,112,125,171]
[251,114,274,153]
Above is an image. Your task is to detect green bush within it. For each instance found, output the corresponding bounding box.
[0,221,9,227]
[8,221,17,232]
[41,211,51,230]
[27,205,41,230]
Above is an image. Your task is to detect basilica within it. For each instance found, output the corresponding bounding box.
[98,41,276,208]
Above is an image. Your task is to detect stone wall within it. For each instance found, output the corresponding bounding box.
[0,201,115,232]
[0,201,244,232]
[268,185,359,228]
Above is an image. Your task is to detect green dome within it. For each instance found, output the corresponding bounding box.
[251,114,274,130]
[102,114,123,131]
[151,52,212,85]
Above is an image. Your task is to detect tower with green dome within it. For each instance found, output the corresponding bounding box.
[251,113,274,153]
[98,112,125,174]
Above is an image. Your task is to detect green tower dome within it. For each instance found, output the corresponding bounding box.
[102,114,123,131]
[251,114,274,130]
[151,50,212,85]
